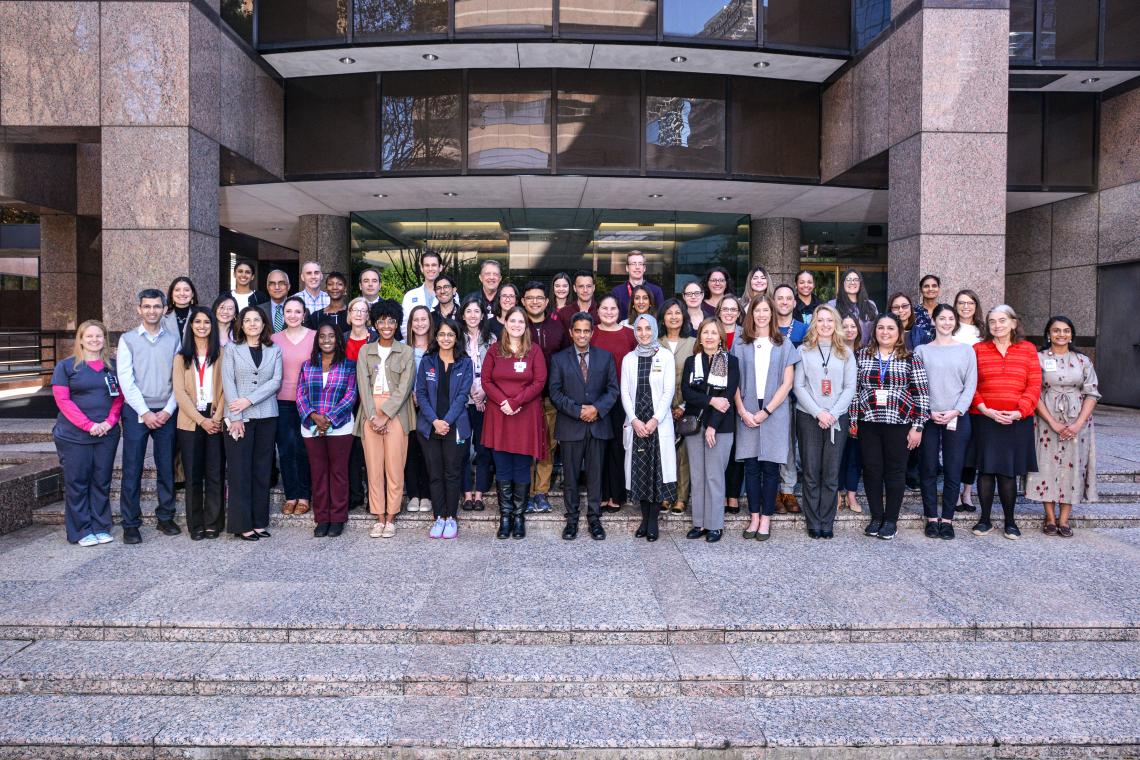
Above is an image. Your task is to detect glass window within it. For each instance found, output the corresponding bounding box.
[468,70,552,171]
[454,0,552,33]
[1008,0,1035,59]
[1007,93,1043,186]
[1038,0,1098,62]
[560,0,656,35]
[354,0,447,38]
[730,78,819,180]
[221,0,254,44]
[764,0,850,51]
[258,0,347,45]
[1105,0,1140,64]
[285,75,377,176]
[853,0,890,51]
[663,0,756,41]
[557,71,640,172]
[645,73,725,174]
[1044,93,1095,187]
[382,71,462,172]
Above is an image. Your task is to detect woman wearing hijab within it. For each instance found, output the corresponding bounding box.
[620,314,677,542]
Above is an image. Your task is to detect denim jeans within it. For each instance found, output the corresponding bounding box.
[119,411,176,528]
[743,458,781,516]
[275,401,311,500]
[839,436,862,493]
[462,405,493,493]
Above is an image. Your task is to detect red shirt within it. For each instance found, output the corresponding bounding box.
[480,344,548,459]
[556,301,598,328]
[346,336,369,362]
[590,327,637,381]
[971,340,1042,418]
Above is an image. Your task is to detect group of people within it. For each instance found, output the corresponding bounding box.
[51,251,1101,547]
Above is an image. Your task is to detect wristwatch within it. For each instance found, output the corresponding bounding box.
[912,423,925,432]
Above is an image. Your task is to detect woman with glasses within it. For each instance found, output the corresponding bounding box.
[211,294,238,346]
[716,296,743,348]
[887,292,930,351]
[681,283,707,334]
[460,295,496,511]
[701,267,733,317]
[828,269,879,346]
[952,289,986,513]
[343,296,374,512]
[592,294,638,512]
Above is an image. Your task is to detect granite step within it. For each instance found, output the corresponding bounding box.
[0,692,1136,757]
[0,640,1135,699]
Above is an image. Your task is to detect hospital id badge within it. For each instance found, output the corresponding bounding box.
[874,389,889,406]
[820,379,832,397]
[514,361,527,373]
[1043,358,1058,372]
[196,387,208,412]
[104,373,121,397]
[373,372,385,395]
[946,416,958,431]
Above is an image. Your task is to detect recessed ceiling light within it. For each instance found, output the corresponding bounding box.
[423,53,439,61]
[716,196,732,201]
[648,193,663,198]
[372,193,388,198]
[753,61,771,68]
[443,191,458,197]
[1081,77,1100,84]
[670,55,687,63]
[338,56,356,65]
[269,226,283,231]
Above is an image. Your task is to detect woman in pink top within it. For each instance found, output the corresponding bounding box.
[270,296,316,515]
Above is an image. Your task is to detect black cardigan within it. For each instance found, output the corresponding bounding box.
[681,352,740,434]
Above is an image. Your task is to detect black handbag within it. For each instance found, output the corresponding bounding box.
[677,409,704,437]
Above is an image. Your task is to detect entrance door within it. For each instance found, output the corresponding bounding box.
[1096,261,1140,407]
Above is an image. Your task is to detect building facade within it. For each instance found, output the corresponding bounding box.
[0,0,1137,402]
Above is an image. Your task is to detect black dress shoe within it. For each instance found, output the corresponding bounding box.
[724,505,740,514]
[461,498,475,511]
[705,529,722,543]
[156,520,182,536]
[190,530,205,541]
[203,530,219,539]
[348,501,363,512]
[820,530,834,539]
[588,522,606,541]
[238,532,259,541]
[314,523,330,538]
[123,527,142,545]
[808,529,820,539]
[327,523,344,537]
[254,529,271,538]
[686,527,706,539]
[562,522,578,541]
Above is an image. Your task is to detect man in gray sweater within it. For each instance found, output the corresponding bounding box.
[117,288,182,544]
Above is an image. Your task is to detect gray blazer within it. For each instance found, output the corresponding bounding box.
[731,337,800,464]
[221,343,283,422]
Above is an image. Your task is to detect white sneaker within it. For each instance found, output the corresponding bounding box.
[95,533,113,544]
[429,517,445,539]
[78,534,99,547]
[406,497,420,512]
[419,499,432,514]
[382,522,397,538]
[443,518,458,540]
[369,522,386,539]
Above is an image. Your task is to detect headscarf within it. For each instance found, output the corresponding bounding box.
[632,313,661,358]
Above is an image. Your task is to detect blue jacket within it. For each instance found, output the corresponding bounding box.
[415,353,473,441]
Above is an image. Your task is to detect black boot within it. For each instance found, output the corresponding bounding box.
[635,501,649,538]
[512,481,529,539]
[496,481,514,540]
[646,500,659,542]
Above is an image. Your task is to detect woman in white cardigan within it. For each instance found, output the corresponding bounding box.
[621,313,676,542]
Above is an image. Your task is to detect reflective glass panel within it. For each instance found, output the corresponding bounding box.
[468,70,552,171]
[1009,0,1035,59]
[557,71,640,172]
[285,75,377,176]
[730,78,819,180]
[764,0,850,51]
[258,0,347,44]
[354,0,447,37]
[560,0,657,35]
[1007,93,1043,186]
[1044,93,1095,187]
[645,73,725,174]
[221,0,253,43]
[1105,0,1140,63]
[454,0,552,33]
[853,0,890,51]
[1038,0,1098,62]
[663,0,756,41]
[382,71,462,172]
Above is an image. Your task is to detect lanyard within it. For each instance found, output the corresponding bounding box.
[196,356,209,388]
[876,352,891,387]
[818,345,832,376]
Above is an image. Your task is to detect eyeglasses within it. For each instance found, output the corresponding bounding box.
[719,306,740,313]
[523,295,546,302]
[891,304,911,312]
[683,290,702,297]
[708,278,726,284]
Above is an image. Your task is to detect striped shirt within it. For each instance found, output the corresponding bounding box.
[970,340,1041,418]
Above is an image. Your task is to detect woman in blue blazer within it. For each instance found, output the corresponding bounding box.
[415,317,473,540]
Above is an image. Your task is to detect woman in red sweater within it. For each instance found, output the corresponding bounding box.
[970,304,1042,540]
[482,306,548,540]
[591,294,637,511]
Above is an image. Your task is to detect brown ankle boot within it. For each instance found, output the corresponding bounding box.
[784,494,801,513]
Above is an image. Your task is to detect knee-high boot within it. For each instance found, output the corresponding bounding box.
[512,481,529,539]
[635,501,649,538]
[496,481,514,540]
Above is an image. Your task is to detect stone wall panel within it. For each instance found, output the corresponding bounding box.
[101,2,190,126]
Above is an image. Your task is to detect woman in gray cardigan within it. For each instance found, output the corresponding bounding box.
[222,306,283,540]
[793,304,857,539]
[732,295,800,541]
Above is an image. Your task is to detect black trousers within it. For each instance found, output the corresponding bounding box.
[224,417,276,534]
[600,412,626,504]
[858,421,910,524]
[420,433,463,519]
[348,436,366,507]
[561,434,606,524]
[404,432,431,500]
[177,425,225,533]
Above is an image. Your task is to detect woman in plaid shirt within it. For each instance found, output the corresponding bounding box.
[849,313,931,540]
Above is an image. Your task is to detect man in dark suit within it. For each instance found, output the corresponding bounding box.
[548,312,620,541]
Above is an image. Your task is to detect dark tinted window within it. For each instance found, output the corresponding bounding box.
[258,0,347,45]
[646,73,725,174]
[221,0,253,43]
[1007,93,1043,186]
[382,71,462,172]
[455,0,552,32]
[764,0,850,51]
[1038,0,1098,62]
[663,0,756,41]
[730,78,819,180]
[354,0,447,38]
[468,70,552,171]
[1044,93,1095,187]
[560,0,656,35]
[557,71,640,172]
[853,0,890,51]
[1009,0,1035,60]
[1105,0,1140,63]
[285,75,377,176]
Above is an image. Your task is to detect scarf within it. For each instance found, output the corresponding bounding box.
[692,349,729,389]
[632,314,661,358]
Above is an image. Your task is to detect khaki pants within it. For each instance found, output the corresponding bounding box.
[675,435,690,504]
[531,397,558,494]
[361,397,407,517]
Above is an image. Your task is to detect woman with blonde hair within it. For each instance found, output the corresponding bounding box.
[793,304,856,538]
[51,320,123,545]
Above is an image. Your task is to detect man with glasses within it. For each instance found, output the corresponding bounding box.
[466,260,503,319]
[556,270,598,327]
[522,281,568,513]
[260,270,292,333]
[612,250,665,317]
[430,274,460,328]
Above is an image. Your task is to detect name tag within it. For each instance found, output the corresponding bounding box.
[1044,359,1058,372]
[196,387,208,412]
[946,416,958,431]
[874,389,889,406]
[820,379,832,397]
[373,373,385,394]
[104,374,121,397]
[514,361,527,373]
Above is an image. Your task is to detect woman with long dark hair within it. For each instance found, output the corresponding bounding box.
[622,285,657,329]
[162,276,200,338]
[828,269,878,346]
[550,272,573,320]
[887,292,931,351]
[489,282,520,339]
[740,265,770,314]
[701,267,733,317]
[211,293,238,347]
[837,315,865,514]
[460,295,495,511]
[660,299,695,514]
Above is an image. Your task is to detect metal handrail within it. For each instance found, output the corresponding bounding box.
[0,331,71,380]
